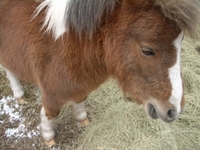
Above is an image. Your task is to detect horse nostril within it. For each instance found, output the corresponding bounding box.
[167,109,177,119]
[148,103,158,119]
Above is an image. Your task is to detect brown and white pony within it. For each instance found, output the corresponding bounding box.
[0,0,200,147]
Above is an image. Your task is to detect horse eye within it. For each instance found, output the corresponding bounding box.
[141,46,155,56]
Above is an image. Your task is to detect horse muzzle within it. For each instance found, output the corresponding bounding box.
[146,103,178,123]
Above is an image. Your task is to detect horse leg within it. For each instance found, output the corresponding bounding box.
[5,69,25,104]
[40,106,56,147]
[72,101,89,126]
[40,94,88,146]
[40,92,64,147]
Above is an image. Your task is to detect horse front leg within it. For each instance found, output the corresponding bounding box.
[40,94,89,147]
[40,106,56,147]
[40,93,62,147]
[72,99,89,126]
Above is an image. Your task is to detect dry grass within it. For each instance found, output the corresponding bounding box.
[0,37,200,150]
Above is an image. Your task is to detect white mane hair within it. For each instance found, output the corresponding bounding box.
[34,0,70,40]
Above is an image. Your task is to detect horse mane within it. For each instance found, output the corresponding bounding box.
[35,0,117,39]
[154,0,200,38]
[35,0,200,40]
[66,0,117,37]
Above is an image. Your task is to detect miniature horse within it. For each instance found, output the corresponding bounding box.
[0,0,200,147]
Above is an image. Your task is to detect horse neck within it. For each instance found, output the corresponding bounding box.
[59,31,109,80]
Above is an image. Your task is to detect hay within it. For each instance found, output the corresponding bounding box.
[0,37,200,149]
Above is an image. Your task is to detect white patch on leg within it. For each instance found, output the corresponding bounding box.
[168,32,184,114]
[40,107,55,141]
[72,102,87,121]
[34,0,71,40]
[5,69,24,99]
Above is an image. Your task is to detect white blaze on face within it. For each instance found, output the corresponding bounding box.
[168,32,184,114]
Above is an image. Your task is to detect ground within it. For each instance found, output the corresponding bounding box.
[0,38,200,150]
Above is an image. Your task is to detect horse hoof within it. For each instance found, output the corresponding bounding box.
[80,118,89,126]
[17,98,26,104]
[44,139,56,147]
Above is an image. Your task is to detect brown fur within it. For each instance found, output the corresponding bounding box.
[1,0,199,120]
